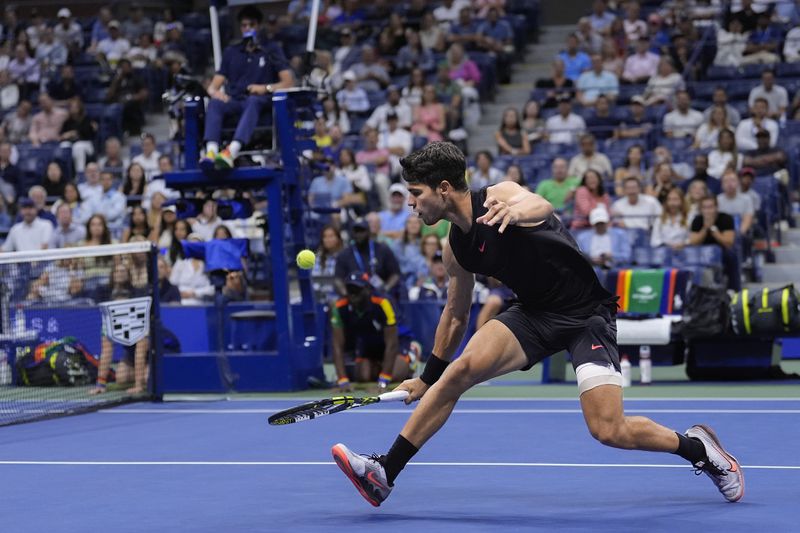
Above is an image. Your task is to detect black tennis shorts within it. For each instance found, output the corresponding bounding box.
[493,302,620,372]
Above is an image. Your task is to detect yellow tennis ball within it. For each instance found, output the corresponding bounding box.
[296,249,316,270]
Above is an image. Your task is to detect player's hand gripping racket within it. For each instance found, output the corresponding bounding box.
[268,390,409,425]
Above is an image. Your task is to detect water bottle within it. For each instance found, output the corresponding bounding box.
[14,306,25,337]
[620,355,632,388]
[639,345,652,385]
[0,349,10,385]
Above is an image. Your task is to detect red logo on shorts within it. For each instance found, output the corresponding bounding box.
[591,344,603,350]
[479,241,486,253]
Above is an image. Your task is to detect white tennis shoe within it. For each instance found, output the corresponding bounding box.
[685,424,744,502]
[332,443,393,507]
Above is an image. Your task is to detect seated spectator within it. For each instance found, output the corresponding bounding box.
[688,195,739,290]
[165,219,189,265]
[478,7,514,83]
[82,171,127,230]
[650,145,691,183]
[613,144,647,195]
[0,142,18,204]
[409,253,449,301]
[157,256,182,304]
[379,112,413,178]
[321,97,350,136]
[495,107,531,156]
[663,90,703,138]
[568,133,612,180]
[132,133,161,181]
[127,33,158,69]
[313,225,345,279]
[418,10,445,52]
[121,206,151,243]
[702,87,741,126]
[106,59,148,136]
[336,148,372,203]
[714,18,748,67]
[545,93,586,144]
[29,93,68,146]
[47,65,82,104]
[535,158,579,211]
[199,7,294,170]
[748,70,788,120]
[741,12,780,65]
[572,169,611,229]
[742,129,787,176]
[411,85,446,143]
[367,85,413,133]
[447,6,482,51]
[576,17,603,54]
[98,137,130,178]
[396,28,435,75]
[400,67,426,109]
[54,8,84,54]
[442,43,481,126]
[42,161,67,198]
[576,53,619,105]
[58,97,97,173]
[585,94,616,142]
[191,199,225,241]
[336,70,370,114]
[123,5,154,44]
[0,70,18,112]
[643,58,683,106]
[7,44,39,99]
[535,58,575,108]
[379,184,412,241]
[26,257,84,303]
[614,95,653,140]
[600,40,624,78]
[49,202,86,248]
[170,234,215,305]
[651,188,690,250]
[309,163,361,219]
[79,163,103,204]
[332,27,361,76]
[469,151,504,192]
[522,100,546,144]
[351,45,390,93]
[35,27,68,78]
[735,97,778,151]
[686,179,710,221]
[622,1,647,42]
[1,198,52,251]
[717,169,754,235]
[708,128,742,179]
[558,34,591,82]
[622,37,660,84]
[785,23,800,62]
[576,207,632,269]
[589,0,616,35]
[27,185,57,226]
[738,167,762,212]
[433,0,470,29]
[334,217,402,299]
[612,177,662,230]
[693,105,729,150]
[648,161,681,204]
[502,164,529,189]
[95,20,131,68]
[356,128,391,207]
[50,182,84,224]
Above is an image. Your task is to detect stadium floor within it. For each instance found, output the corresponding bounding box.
[2,362,800,533]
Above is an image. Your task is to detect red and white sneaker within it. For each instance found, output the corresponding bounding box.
[332,443,393,507]
[686,424,745,502]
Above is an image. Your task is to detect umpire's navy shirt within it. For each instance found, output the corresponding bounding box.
[218,39,290,100]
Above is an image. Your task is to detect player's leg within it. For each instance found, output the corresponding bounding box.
[127,337,149,394]
[89,336,115,395]
[116,361,133,385]
[391,353,411,381]
[354,358,374,383]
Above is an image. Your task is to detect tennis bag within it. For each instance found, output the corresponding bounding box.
[730,285,800,336]
[15,336,99,387]
[682,285,730,339]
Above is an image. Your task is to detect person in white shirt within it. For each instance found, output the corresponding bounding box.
[568,133,613,179]
[717,169,755,235]
[54,8,84,52]
[622,1,648,42]
[191,199,225,241]
[663,90,703,138]
[378,112,413,179]
[468,150,504,192]
[78,162,104,206]
[336,71,370,113]
[82,171,127,230]
[735,97,779,151]
[545,94,586,144]
[433,0,471,30]
[95,21,131,68]
[131,133,162,181]
[651,187,690,250]
[169,234,215,305]
[693,105,730,150]
[576,54,619,105]
[612,176,663,230]
[714,18,748,67]
[366,86,413,132]
[622,37,660,83]
[784,25,800,62]
[643,57,684,106]
[747,70,788,120]
[707,128,742,179]
[1,198,52,251]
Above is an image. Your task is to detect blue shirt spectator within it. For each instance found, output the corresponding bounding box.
[558,35,591,81]
[308,169,353,208]
[576,207,633,268]
[378,184,412,240]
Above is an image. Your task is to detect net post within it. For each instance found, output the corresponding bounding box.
[149,244,164,401]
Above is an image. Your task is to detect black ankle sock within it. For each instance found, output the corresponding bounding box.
[382,435,418,485]
[673,432,706,464]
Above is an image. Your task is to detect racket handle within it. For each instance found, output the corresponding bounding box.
[378,390,410,402]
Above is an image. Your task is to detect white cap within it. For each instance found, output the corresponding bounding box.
[589,206,610,225]
[389,183,408,197]
[342,70,357,82]
[57,8,71,18]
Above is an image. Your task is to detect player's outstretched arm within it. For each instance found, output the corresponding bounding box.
[477,181,554,233]
[396,241,474,403]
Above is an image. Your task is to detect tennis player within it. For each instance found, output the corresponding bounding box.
[332,142,743,506]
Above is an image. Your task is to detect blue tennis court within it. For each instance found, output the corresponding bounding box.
[2,397,798,533]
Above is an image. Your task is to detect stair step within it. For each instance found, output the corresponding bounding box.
[774,246,800,263]
[760,263,800,282]
[785,229,800,246]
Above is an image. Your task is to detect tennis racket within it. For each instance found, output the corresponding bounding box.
[268,390,409,425]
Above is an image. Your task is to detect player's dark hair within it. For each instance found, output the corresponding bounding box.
[400,141,467,191]
[238,6,263,24]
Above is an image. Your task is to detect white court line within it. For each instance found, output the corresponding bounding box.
[103,408,800,414]
[0,460,798,470]
[171,396,800,403]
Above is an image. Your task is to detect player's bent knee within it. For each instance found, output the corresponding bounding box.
[588,420,628,448]
[438,357,478,394]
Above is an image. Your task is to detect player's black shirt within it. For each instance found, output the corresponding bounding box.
[448,187,613,315]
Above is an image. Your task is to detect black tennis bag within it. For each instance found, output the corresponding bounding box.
[15,336,99,386]
[730,285,800,336]
[682,285,730,339]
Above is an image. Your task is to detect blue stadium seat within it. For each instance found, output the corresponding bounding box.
[706,65,740,80]
[678,245,722,267]
[776,62,800,78]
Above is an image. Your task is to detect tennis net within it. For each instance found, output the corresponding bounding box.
[0,241,159,426]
